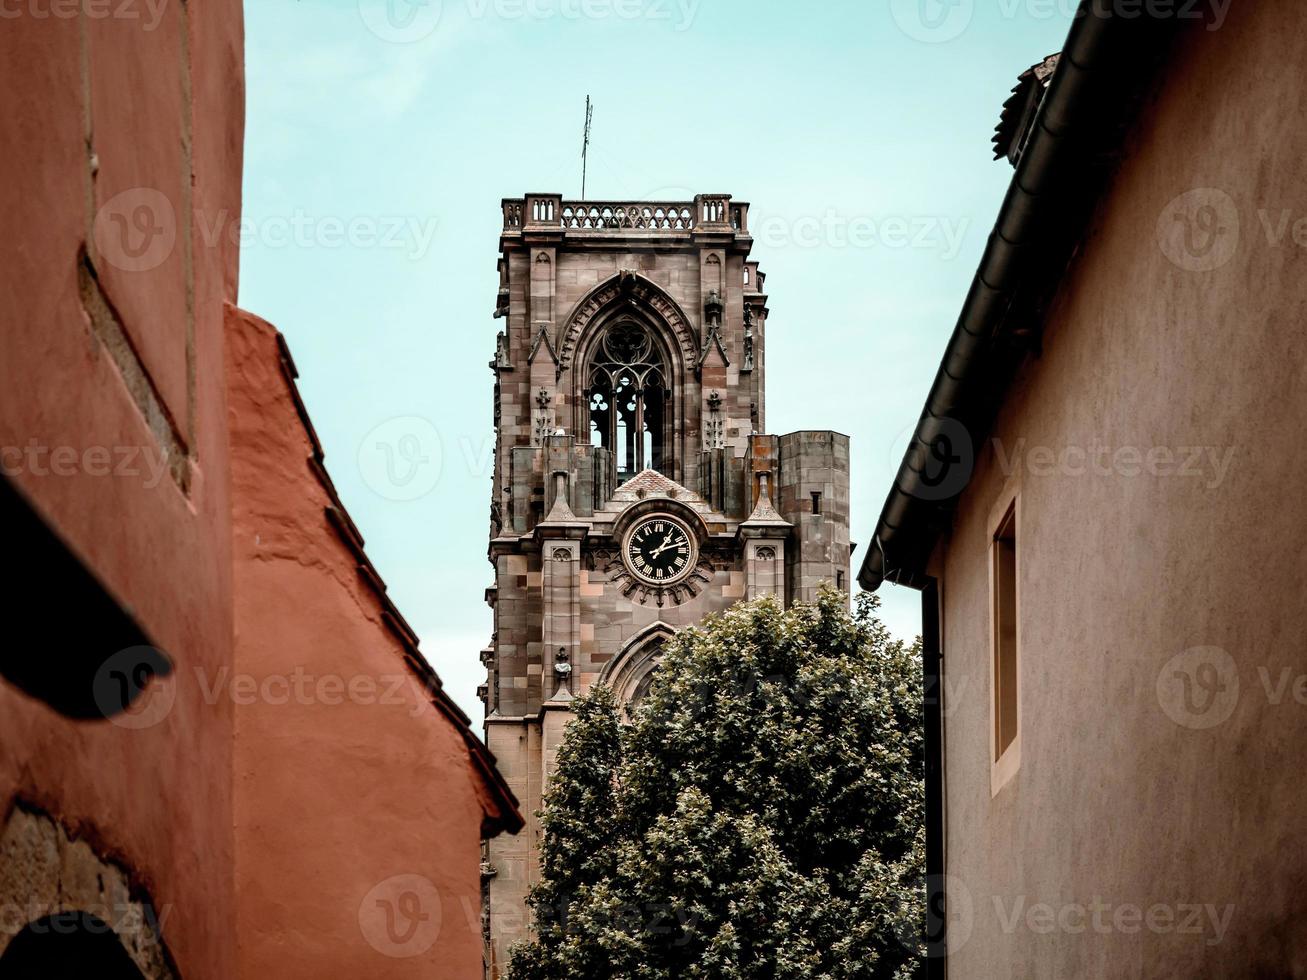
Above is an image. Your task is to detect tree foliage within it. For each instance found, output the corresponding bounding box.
[506,589,925,980]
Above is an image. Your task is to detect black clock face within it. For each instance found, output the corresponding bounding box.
[625,517,695,585]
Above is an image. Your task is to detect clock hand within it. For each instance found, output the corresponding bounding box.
[650,533,675,558]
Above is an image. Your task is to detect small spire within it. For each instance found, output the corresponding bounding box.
[741,472,792,529]
[538,471,585,526]
[540,491,578,524]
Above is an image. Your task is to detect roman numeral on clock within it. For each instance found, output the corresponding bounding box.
[625,516,695,585]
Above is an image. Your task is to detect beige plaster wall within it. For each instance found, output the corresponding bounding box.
[933,4,1307,975]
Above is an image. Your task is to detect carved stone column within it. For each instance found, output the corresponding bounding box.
[534,472,586,702]
[738,471,792,602]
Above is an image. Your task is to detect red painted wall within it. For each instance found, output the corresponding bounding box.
[0,2,244,976]
[0,4,518,977]
[226,307,513,977]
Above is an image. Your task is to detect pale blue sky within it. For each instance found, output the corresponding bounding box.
[239,0,1075,720]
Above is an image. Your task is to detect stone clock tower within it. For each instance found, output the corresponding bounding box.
[480,193,851,975]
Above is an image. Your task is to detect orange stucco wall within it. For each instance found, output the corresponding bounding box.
[1,5,516,977]
[226,307,494,978]
[0,2,244,977]
[931,2,1307,976]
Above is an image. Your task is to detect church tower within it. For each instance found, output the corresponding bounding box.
[480,193,851,975]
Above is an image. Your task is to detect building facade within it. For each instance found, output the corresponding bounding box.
[860,3,1307,977]
[482,194,851,971]
[0,5,521,977]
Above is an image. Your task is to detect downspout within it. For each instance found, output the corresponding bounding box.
[919,578,945,976]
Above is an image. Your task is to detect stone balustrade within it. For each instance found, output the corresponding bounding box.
[502,194,747,234]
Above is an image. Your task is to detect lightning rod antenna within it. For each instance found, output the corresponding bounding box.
[581,96,593,200]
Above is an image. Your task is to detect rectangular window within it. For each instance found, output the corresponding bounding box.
[810,491,822,515]
[992,501,1018,765]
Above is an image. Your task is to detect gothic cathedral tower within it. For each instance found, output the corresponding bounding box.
[481,193,851,975]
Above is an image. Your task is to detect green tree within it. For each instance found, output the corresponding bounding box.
[506,589,925,980]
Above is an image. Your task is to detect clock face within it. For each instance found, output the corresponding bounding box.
[624,516,695,585]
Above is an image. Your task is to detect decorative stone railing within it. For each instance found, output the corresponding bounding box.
[502,194,746,234]
[561,202,694,230]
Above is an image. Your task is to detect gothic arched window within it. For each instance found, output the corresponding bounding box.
[586,320,670,480]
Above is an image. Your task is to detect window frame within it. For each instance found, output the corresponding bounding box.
[988,482,1022,796]
[584,317,672,479]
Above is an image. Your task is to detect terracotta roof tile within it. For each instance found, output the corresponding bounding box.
[614,468,695,497]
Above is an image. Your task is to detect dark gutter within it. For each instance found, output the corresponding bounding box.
[859,0,1183,593]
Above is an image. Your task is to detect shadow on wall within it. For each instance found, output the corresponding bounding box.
[0,474,171,720]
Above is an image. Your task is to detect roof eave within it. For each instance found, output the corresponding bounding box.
[859,1,1183,593]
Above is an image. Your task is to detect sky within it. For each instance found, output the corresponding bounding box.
[239,0,1078,721]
